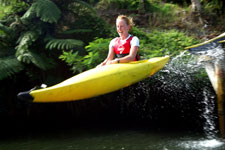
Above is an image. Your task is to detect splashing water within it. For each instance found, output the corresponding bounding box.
[157,50,224,148]
[156,51,205,96]
[194,45,225,139]
[152,50,218,137]
[201,87,217,138]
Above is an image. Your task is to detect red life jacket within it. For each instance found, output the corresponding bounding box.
[114,36,139,61]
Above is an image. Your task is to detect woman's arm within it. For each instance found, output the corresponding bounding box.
[97,46,115,67]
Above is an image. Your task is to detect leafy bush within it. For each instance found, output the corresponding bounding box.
[60,38,110,73]
[130,27,150,42]
[141,29,199,58]
[148,2,184,28]
[157,3,181,17]
[202,0,224,15]
[97,0,154,13]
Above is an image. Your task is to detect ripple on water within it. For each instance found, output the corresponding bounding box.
[178,139,224,150]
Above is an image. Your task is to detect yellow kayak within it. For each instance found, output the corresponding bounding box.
[18,56,169,103]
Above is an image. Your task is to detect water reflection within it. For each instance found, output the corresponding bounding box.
[179,139,224,150]
[1,126,225,150]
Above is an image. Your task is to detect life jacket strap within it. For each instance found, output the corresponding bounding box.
[116,53,140,61]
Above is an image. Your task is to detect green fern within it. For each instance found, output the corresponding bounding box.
[16,50,33,64]
[21,4,36,21]
[0,56,24,80]
[46,39,84,50]
[14,31,56,70]
[22,0,61,23]
[16,30,39,44]
[15,31,39,63]
[16,49,56,70]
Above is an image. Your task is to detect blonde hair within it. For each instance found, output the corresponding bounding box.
[117,15,135,31]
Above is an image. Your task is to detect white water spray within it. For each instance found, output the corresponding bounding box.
[157,50,218,137]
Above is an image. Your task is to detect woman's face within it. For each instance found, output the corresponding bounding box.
[116,19,130,38]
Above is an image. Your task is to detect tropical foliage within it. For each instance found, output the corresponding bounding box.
[0,0,112,81]
[0,0,61,80]
[60,38,110,72]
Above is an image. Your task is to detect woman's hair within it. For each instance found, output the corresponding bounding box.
[117,15,135,31]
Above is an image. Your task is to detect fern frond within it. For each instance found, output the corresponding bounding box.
[22,0,61,23]
[21,3,36,21]
[35,0,61,23]
[16,31,39,51]
[46,39,84,50]
[16,50,33,64]
[15,31,56,70]
[16,49,56,70]
[0,56,24,80]
[15,31,39,63]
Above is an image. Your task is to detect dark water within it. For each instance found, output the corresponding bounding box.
[0,123,225,150]
[1,51,225,150]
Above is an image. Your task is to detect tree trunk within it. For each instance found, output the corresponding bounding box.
[190,0,203,24]
[191,0,201,12]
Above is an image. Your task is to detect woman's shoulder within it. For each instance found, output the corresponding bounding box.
[130,35,140,47]
[109,37,119,47]
[132,36,139,40]
[131,36,139,42]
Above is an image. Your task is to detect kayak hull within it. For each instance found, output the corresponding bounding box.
[28,56,169,103]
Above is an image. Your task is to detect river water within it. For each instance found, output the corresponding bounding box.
[0,122,224,150]
[1,51,225,150]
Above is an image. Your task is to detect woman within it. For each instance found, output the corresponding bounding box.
[97,15,140,67]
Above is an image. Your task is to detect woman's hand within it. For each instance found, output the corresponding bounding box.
[96,62,106,68]
[97,59,118,68]
[96,63,103,68]
[106,59,118,65]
